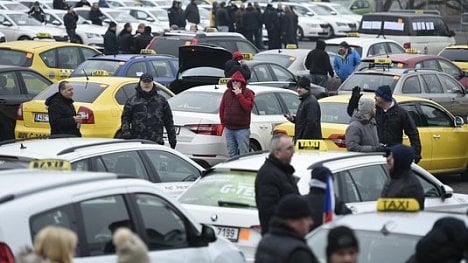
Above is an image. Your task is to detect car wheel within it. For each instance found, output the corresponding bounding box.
[18,36,31,41]
[327,26,335,39]
[250,140,261,152]
[297,26,304,41]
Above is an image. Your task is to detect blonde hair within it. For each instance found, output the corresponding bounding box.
[34,226,77,263]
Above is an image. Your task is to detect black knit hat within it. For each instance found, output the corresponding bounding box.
[139,73,153,82]
[297,77,311,90]
[311,165,333,183]
[339,41,349,48]
[275,194,311,220]
[326,226,359,258]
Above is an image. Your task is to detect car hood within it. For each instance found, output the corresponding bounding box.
[20,26,67,35]
[178,45,232,72]
[76,24,107,34]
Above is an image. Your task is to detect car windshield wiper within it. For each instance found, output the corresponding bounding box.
[218,200,256,208]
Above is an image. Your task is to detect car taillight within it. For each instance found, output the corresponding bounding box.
[0,243,14,263]
[185,124,224,136]
[328,134,346,148]
[77,106,95,124]
[272,129,288,136]
[191,37,200,45]
[403,42,411,49]
[16,103,23,120]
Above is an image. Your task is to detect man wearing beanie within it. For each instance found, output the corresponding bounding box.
[327,226,359,263]
[113,228,149,263]
[333,41,361,82]
[103,21,118,55]
[305,165,351,231]
[255,194,319,263]
[345,97,386,152]
[305,40,334,87]
[120,73,177,149]
[285,77,322,141]
[381,144,425,209]
[224,50,251,80]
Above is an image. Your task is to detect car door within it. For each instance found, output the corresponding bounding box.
[251,92,285,150]
[95,151,151,180]
[438,73,468,118]
[417,102,467,173]
[420,73,452,110]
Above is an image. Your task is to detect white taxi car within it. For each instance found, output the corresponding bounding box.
[0,169,245,263]
[0,138,204,197]
[314,2,362,28]
[0,10,68,41]
[325,37,406,58]
[306,199,468,263]
[177,144,468,262]
[167,84,300,167]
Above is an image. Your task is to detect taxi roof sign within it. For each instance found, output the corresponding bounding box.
[58,69,72,77]
[346,32,360,37]
[242,53,253,60]
[218,77,230,85]
[295,140,328,151]
[374,58,392,64]
[29,159,71,171]
[36,32,52,39]
[140,49,156,55]
[376,198,420,212]
[286,44,297,49]
[91,70,109,76]
[405,48,418,54]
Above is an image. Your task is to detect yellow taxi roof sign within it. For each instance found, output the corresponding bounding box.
[242,53,253,60]
[376,198,420,212]
[295,140,328,151]
[58,69,72,77]
[140,49,156,55]
[91,70,109,76]
[29,159,71,171]
[36,32,52,39]
[218,77,230,85]
[405,48,418,54]
[286,44,297,49]
[374,58,392,64]
[346,32,360,37]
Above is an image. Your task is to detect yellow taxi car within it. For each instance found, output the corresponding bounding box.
[273,94,468,178]
[15,75,174,139]
[0,41,101,83]
[438,45,468,72]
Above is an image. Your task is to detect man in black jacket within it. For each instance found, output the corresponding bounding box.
[255,134,298,235]
[45,81,82,137]
[183,0,199,27]
[305,40,334,87]
[305,165,351,231]
[168,0,185,29]
[285,77,322,141]
[255,194,319,263]
[224,51,251,80]
[63,7,78,43]
[104,21,119,55]
[381,144,425,209]
[133,26,153,53]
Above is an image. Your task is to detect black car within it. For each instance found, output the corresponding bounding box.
[0,66,52,141]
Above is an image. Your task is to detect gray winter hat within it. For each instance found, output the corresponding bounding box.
[357,98,375,115]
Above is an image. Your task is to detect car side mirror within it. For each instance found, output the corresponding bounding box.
[449,30,456,37]
[146,17,155,22]
[52,20,61,26]
[330,11,337,15]
[454,116,465,127]
[103,18,111,24]
[2,21,12,27]
[83,19,92,24]
[306,11,314,16]
[201,224,217,243]
[441,184,453,199]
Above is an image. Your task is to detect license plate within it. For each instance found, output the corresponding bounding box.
[215,226,239,242]
[34,113,49,122]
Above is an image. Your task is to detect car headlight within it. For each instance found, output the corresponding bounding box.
[85,32,102,38]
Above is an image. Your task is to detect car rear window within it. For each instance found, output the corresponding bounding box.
[148,37,191,57]
[340,73,398,92]
[178,171,256,209]
[35,82,106,103]
[72,60,123,77]
[0,49,32,67]
[169,91,222,113]
[320,102,350,124]
[253,54,294,68]
[439,49,468,63]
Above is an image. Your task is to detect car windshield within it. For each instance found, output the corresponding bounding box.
[340,73,398,92]
[73,60,122,77]
[320,102,350,124]
[308,4,331,15]
[9,13,42,25]
[332,4,355,15]
[253,54,294,68]
[0,49,32,67]
[106,11,139,23]
[307,228,420,263]
[325,44,363,57]
[35,82,107,103]
[439,49,468,63]
[4,3,28,10]
[178,171,257,209]
[149,9,168,21]
[169,91,222,113]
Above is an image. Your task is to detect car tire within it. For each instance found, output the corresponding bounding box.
[297,26,304,41]
[250,140,261,152]
[18,36,31,41]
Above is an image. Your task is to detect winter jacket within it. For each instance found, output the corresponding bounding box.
[133,33,153,53]
[219,71,254,130]
[305,184,351,231]
[53,0,67,9]
[224,59,251,80]
[75,0,90,7]
[103,29,119,55]
[215,7,230,27]
[183,2,200,24]
[89,8,103,25]
[255,217,319,263]
[63,12,78,30]
[120,84,177,148]
[255,154,298,235]
[118,31,134,53]
[98,0,109,8]
[168,6,186,28]
[292,92,322,141]
[28,7,45,22]
[305,41,334,77]
[375,101,422,160]
[381,144,425,209]
[345,114,384,152]
[333,48,361,82]
[45,92,81,137]
[243,6,261,31]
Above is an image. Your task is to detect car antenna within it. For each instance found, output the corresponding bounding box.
[82,69,89,81]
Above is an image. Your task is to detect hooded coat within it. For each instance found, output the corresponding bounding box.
[45,92,81,137]
[183,1,200,24]
[292,91,322,141]
[219,71,255,130]
[381,144,425,209]
[333,48,361,82]
[120,83,177,148]
[305,40,334,77]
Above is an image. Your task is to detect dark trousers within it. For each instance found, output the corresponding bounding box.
[66,29,78,43]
